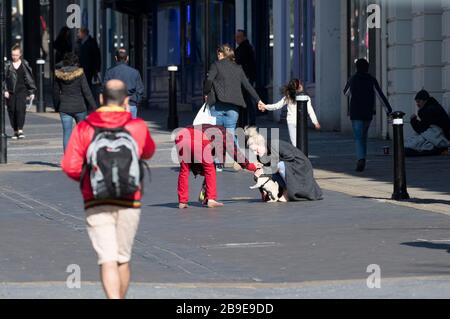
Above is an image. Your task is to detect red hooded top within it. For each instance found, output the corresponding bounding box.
[61,106,156,209]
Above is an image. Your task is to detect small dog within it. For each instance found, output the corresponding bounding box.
[250,175,281,203]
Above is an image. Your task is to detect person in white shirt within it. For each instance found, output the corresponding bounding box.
[258,79,320,147]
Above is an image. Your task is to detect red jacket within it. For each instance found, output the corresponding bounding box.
[61,106,156,209]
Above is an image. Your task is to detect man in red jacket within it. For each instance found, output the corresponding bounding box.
[175,124,260,209]
[62,80,156,299]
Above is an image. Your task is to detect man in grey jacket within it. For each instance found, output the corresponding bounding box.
[103,48,144,119]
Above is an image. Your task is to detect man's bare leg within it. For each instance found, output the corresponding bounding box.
[100,262,121,299]
[118,263,131,299]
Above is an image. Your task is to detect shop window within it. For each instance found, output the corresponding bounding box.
[156,5,181,66]
[348,0,371,74]
[299,0,316,84]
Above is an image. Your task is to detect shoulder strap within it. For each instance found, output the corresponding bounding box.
[85,120,130,134]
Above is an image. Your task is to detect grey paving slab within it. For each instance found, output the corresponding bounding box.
[2,169,450,288]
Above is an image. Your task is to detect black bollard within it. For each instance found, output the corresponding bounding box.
[0,2,7,164]
[296,94,309,156]
[36,59,46,113]
[167,65,179,130]
[391,111,410,201]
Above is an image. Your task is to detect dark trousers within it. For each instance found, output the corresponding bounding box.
[7,92,28,132]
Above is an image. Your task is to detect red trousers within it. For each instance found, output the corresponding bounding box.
[176,128,217,204]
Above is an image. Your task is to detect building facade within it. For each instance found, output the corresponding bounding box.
[295,0,450,138]
[3,0,449,138]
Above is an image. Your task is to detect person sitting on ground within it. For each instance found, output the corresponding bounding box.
[245,127,323,202]
[175,124,261,209]
[259,79,321,147]
[405,90,450,157]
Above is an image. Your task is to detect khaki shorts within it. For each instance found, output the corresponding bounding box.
[85,206,141,265]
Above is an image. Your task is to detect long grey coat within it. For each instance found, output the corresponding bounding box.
[262,140,323,201]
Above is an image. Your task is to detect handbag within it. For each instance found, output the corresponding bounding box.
[193,103,216,126]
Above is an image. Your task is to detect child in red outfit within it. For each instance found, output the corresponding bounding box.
[175,125,258,209]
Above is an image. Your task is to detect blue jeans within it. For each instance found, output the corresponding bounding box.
[61,112,87,151]
[210,102,240,138]
[352,120,372,160]
[129,105,138,119]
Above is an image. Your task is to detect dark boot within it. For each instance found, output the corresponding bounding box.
[356,159,366,172]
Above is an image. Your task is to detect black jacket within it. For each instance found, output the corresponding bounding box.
[344,72,392,121]
[235,40,257,83]
[411,97,450,140]
[76,36,101,81]
[54,66,97,114]
[104,63,144,106]
[4,59,36,95]
[204,59,261,108]
[261,140,323,201]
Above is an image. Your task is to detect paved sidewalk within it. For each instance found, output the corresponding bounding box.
[2,108,449,215]
[1,108,449,299]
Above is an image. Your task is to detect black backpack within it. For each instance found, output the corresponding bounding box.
[82,121,148,200]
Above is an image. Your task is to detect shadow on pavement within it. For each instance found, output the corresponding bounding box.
[356,196,450,206]
[25,161,61,168]
[402,241,450,254]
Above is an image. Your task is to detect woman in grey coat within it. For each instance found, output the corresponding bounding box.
[204,44,262,139]
[247,128,323,202]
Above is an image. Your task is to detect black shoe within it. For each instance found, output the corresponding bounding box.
[18,132,26,139]
[356,159,366,172]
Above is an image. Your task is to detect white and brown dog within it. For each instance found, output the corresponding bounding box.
[250,175,281,203]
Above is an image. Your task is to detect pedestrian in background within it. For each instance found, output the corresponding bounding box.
[343,58,392,172]
[3,45,36,140]
[204,44,263,171]
[76,27,101,89]
[54,53,96,152]
[103,48,144,119]
[54,26,73,65]
[61,80,156,299]
[235,30,258,127]
[260,79,321,147]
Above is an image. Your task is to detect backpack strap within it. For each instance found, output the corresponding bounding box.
[85,120,127,134]
[139,160,152,195]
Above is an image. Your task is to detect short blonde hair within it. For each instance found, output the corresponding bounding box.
[245,126,266,149]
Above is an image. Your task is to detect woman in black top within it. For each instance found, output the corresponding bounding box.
[54,53,96,151]
[4,45,36,140]
[204,44,262,139]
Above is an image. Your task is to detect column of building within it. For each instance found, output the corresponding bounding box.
[315,0,341,131]
[272,0,292,122]
[386,0,413,134]
[411,0,443,111]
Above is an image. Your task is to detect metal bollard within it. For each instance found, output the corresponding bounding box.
[36,59,46,113]
[296,94,309,156]
[167,65,179,130]
[391,111,410,201]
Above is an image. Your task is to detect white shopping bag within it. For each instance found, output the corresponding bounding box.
[26,96,34,111]
[193,103,216,126]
